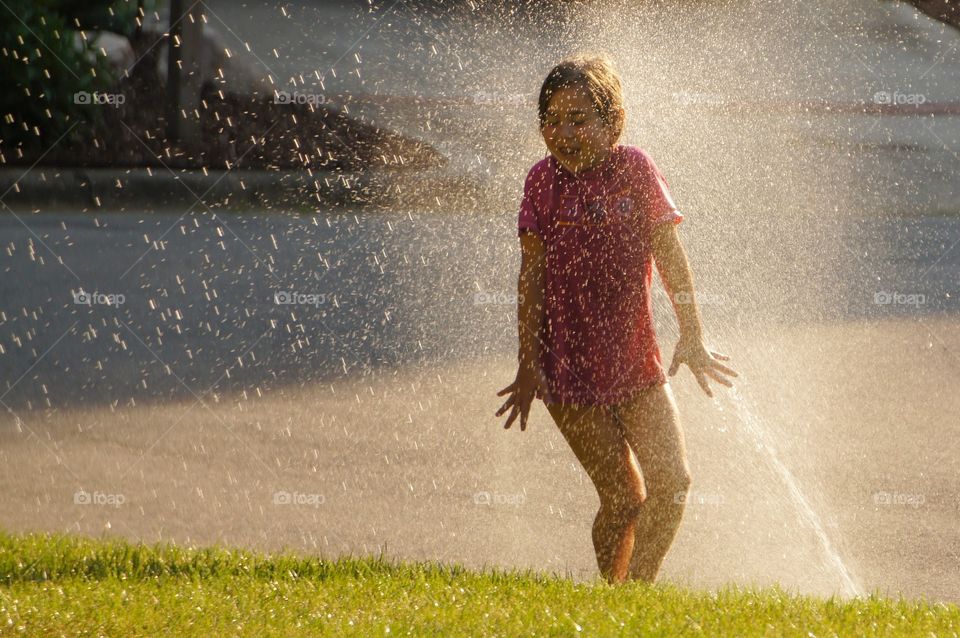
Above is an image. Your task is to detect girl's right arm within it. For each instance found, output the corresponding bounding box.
[517,231,546,379]
[495,230,550,430]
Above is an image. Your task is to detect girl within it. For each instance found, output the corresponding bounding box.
[495,54,737,585]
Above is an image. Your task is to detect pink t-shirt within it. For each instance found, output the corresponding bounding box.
[517,144,683,406]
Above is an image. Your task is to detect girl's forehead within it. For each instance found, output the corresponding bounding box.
[546,85,594,113]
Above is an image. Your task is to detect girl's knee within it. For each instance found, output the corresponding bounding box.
[598,502,644,525]
[598,485,646,519]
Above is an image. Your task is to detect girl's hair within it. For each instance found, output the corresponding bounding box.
[537,53,625,142]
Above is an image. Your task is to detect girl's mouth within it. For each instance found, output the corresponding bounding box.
[558,146,580,157]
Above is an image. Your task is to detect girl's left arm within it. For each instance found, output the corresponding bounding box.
[651,223,738,396]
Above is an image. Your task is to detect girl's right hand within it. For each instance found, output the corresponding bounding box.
[495,365,552,431]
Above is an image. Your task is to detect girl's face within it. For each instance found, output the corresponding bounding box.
[540,84,620,174]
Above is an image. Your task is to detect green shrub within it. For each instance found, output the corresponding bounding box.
[0,1,140,148]
[56,0,155,39]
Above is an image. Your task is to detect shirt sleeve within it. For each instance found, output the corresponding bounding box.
[636,150,683,230]
[518,164,544,238]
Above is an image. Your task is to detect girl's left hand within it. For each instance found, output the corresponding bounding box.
[667,333,738,397]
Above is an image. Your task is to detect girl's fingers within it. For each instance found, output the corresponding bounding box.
[496,381,517,396]
[709,351,730,361]
[503,405,520,429]
[711,361,738,377]
[667,352,682,376]
[694,371,714,398]
[704,367,733,387]
[495,395,515,416]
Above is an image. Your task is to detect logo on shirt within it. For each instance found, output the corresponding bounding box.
[556,195,580,226]
[584,199,606,223]
[556,192,633,227]
[614,196,634,219]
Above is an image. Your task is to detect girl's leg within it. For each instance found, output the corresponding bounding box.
[545,402,646,584]
[610,382,692,583]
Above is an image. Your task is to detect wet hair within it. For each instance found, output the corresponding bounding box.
[537,53,625,142]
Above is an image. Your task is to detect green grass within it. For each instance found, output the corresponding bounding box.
[0,532,956,637]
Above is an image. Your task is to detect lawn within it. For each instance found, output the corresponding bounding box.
[0,531,956,636]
